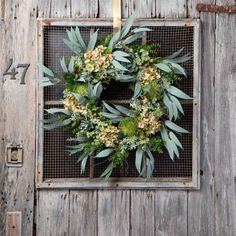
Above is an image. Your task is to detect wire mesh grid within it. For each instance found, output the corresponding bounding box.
[43,105,90,179]
[42,24,194,180]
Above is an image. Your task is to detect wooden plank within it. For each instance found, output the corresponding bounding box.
[36,18,197,27]
[156,0,186,18]
[97,0,129,18]
[155,191,187,236]
[36,0,51,18]
[37,177,195,189]
[0,4,5,230]
[130,190,154,236]
[98,0,113,17]
[127,0,156,18]
[214,0,236,234]
[50,0,71,18]
[113,0,121,30]
[121,0,129,18]
[0,0,5,20]
[188,0,215,18]
[71,0,98,18]
[69,190,97,236]
[0,0,39,235]
[36,2,72,236]
[192,19,201,189]
[37,190,69,236]
[187,11,216,236]
[98,190,130,236]
[6,212,22,236]
[124,0,185,21]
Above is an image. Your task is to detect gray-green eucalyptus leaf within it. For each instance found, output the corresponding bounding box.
[165,120,189,133]
[95,148,114,158]
[135,148,143,174]
[87,30,98,51]
[112,60,128,71]
[167,86,192,100]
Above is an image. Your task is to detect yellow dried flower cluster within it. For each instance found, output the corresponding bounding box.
[140,66,161,85]
[98,125,120,148]
[138,113,161,134]
[84,45,113,73]
[137,96,161,134]
[63,94,87,115]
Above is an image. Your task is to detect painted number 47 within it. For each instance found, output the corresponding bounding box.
[3,58,30,84]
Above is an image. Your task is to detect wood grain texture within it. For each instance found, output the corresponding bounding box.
[156,0,186,18]
[0,9,5,233]
[214,1,236,234]
[99,0,131,18]
[130,190,155,236]
[187,0,215,18]
[6,212,22,236]
[0,0,5,20]
[187,12,216,236]
[36,0,51,18]
[121,0,129,18]
[37,190,69,236]
[126,0,156,18]
[69,190,97,236]
[98,0,113,17]
[155,191,187,236]
[113,0,121,29]
[72,0,98,18]
[0,0,37,235]
[51,0,71,18]
[98,190,130,236]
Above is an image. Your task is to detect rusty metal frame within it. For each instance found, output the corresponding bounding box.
[36,18,201,190]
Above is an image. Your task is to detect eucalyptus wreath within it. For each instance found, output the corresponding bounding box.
[37,16,192,179]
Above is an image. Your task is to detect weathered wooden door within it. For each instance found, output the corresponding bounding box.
[0,1,235,236]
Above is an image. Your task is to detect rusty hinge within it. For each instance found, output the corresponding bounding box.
[197,4,236,14]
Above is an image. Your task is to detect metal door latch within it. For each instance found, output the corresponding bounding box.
[6,143,23,167]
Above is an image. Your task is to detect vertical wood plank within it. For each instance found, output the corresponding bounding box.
[71,0,98,18]
[113,0,121,30]
[214,2,236,234]
[187,0,201,18]
[98,0,129,19]
[50,0,71,18]
[36,0,51,18]
[121,0,129,18]
[37,190,69,236]
[127,0,156,18]
[36,2,72,236]
[0,0,5,20]
[156,0,186,18]
[187,0,215,18]
[98,0,113,17]
[0,0,38,235]
[0,5,5,231]
[98,190,130,236]
[130,190,154,236]
[187,11,216,236]
[69,190,97,236]
[155,191,187,236]
[6,212,22,236]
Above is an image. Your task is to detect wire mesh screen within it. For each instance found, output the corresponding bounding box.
[42,24,194,180]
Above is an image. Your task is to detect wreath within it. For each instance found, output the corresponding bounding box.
[37,16,192,179]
